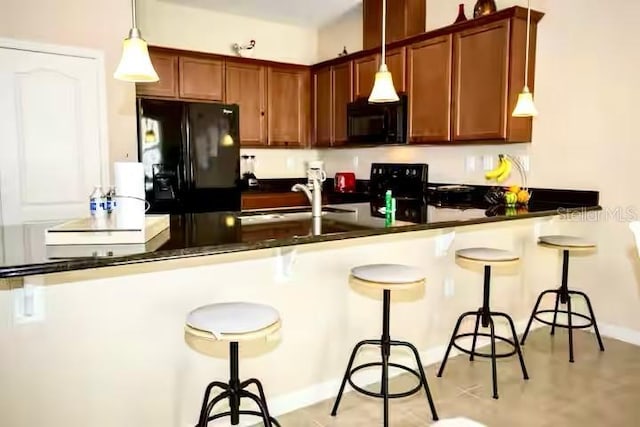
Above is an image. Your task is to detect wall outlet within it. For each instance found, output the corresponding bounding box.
[465,156,477,172]
[444,278,455,298]
[435,231,456,257]
[482,155,495,171]
[518,155,530,172]
[352,156,359,169]
[286,157,295,170]
[13,284,45,324]
[274,247,297,283]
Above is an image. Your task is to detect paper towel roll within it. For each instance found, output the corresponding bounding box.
[114,162,145,229]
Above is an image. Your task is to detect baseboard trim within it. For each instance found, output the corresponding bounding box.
[592,322,640,346]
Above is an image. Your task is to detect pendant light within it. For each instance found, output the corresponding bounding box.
[114,0,159,82]
[368,0,399,103]
[512,0,538,117]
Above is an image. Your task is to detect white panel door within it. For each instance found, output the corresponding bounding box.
[0,47,105,224]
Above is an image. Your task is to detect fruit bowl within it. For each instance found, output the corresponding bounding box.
[484,154,531,206]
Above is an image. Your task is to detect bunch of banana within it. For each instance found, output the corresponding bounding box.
[485,155,512,183]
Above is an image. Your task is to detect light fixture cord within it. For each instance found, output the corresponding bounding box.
[381,0,387,65]
[131,0,137,29]
[524,0,531,86]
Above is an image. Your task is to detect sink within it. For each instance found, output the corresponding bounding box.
[238,206,355,223]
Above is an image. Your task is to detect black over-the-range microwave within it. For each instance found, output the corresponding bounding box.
[346,94,408,145]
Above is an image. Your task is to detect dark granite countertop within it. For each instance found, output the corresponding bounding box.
[0,194,600,279]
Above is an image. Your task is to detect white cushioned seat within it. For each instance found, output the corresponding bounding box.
[456,247,519,262]
[351,264,424,284]
[186,302,280,340]
[539,235,595,248]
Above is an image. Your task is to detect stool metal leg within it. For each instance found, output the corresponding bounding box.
[521,290,555,345]
[573,290,605,351]
[437,311,477,377]
[400,341,439,421]
[496,312,529,380]
[488,317,499,399]
[331,339,372,416]
[566,291,575,363]
[550,290,561,336]
[381,289,391,427]
[469,309,481,362]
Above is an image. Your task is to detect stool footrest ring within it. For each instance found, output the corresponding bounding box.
[532,309,594,329]
[205,410,281,427]
[347,361,422,399]
[452,332,517,359]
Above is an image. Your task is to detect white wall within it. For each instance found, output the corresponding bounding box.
[138,0,318,65]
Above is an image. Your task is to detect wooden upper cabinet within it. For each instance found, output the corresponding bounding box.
[268,67,310,147]
[385,47,406,93]
[331,61,353,145]
[179,56,224,101]
[225,61,267,147]
[354,54,380,99]
[453,20,510,141]
[363,0,426,49]
[408,36,453,143]
[314,67,332,147]
[136,51,178,98]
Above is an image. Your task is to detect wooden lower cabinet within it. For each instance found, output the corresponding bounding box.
[268,67,310,147]
[241,192,309,210]
[407,36,453,143]
[225,62,268,146]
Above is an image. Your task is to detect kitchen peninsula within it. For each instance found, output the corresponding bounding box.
[0,185,601,427]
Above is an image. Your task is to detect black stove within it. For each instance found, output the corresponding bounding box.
[368,163,428,222]
[369,163,428,200]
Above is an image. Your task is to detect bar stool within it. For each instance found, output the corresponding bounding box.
[185,302,282,427]
[520,235,605,363]
[438,248,529,399]
[331,264,439,426]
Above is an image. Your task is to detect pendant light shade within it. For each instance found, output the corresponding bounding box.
[368,0,399,103]
[512,0,536,117]
[115,0,159,82]
[512,86,538,117]
[369,64,399,103]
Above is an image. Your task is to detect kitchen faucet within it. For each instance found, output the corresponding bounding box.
[292,177,322,218]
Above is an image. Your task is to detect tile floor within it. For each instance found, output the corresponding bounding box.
[272,329,640,426]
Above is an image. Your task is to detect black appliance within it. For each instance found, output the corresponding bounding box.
[137,99,241,213]
[347,95,408,144]
[428,185,475,207]
[368,163,428,223]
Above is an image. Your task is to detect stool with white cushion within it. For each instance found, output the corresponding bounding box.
[331,264,439,426]
[185,302,282,427]
[438,248,528,399]
[520,235,604,363]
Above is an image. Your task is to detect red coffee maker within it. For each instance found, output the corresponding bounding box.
[334,172,356,193]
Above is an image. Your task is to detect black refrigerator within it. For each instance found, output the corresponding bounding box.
[137,98,241,213]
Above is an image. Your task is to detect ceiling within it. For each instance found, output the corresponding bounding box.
[164,0,363,28]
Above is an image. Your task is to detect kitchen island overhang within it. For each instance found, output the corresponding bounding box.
[0,202,602,279]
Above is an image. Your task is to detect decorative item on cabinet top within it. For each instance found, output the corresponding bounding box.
[454,4,468,24]
[232,40,256,58]
[473,0,498,18]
